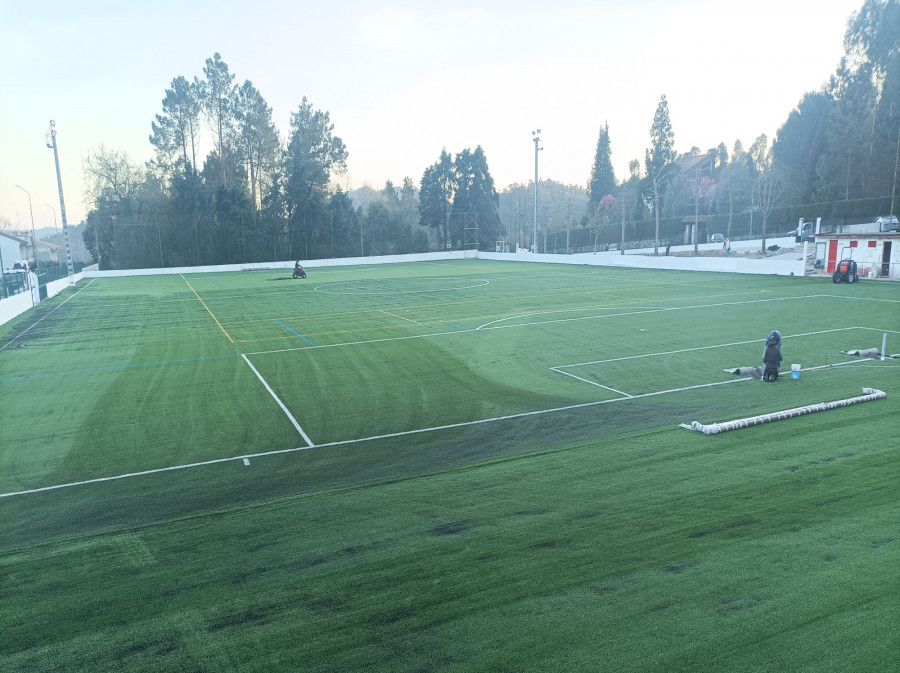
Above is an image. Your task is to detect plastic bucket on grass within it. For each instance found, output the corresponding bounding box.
[791,364,801,380]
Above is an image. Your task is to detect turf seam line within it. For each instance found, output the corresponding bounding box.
[241,353,314,447]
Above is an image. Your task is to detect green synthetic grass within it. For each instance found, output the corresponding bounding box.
[1,260,898,672]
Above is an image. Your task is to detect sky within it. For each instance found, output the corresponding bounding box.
[0,0,865,231]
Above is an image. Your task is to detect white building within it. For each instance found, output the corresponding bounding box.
[0,230,62,270]
[813,230,900,280]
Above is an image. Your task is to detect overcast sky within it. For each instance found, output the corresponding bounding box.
[1,0,863,230]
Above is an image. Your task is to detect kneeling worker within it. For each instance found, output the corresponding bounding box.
[763,333,782,382]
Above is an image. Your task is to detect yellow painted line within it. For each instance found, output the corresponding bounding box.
[379,309,421,325]
[185,280,235,343]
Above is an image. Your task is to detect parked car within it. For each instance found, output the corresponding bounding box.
[710,233,724,243]
[875,215,899,232]
[608,243,619,251]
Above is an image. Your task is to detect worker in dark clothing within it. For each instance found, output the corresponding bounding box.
[763,334,783,382]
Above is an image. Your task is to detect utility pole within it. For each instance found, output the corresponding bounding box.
[45,120,76,286]
[532,130,542,253]
[890,124,899,221]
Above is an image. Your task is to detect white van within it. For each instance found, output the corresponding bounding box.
[876,215,899,232]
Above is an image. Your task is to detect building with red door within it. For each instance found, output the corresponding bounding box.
[813,229,900,280]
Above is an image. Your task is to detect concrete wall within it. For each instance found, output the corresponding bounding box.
[483,251,805,276]
[485,236,806,277]
[82,251,471,278]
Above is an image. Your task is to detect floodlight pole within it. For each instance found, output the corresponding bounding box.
[532,129,542,253]
[14,184,39,274]
[46,120,76,286]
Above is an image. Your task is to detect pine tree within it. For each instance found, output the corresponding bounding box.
[588,123,617,207]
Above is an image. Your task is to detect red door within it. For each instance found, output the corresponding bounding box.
[827,240,838,273]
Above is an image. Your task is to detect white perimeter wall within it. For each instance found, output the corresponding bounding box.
[0,271,83,327]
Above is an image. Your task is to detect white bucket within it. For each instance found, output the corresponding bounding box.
[791,364,801,380]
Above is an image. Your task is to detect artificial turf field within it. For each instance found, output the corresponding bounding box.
[0,259,898,672]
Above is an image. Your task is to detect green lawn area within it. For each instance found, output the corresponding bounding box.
[1,260,897,672]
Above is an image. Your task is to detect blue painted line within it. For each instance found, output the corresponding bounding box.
[445,321,472,331]
[214,278,221,284]
[275,319,317,346]
[0,353,240,383]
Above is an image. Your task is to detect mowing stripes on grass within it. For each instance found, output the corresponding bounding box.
[241,354,314,446]
[274,319,317,346]
[0,353,240,383]
[0,374,759,498]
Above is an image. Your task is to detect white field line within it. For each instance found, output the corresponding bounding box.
[553,327,867,369]
[244,295,860,359]
[313,278,491,296]
[0,375,760,498]
[0,279,96,353]
[241,354,314,447]
[550,366,632,397]
[821,294,900,304]
[474,294,829,331]
[1,357,886,498]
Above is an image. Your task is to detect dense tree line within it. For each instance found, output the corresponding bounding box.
[83,2,899,267]
[576,0,899,254]
[83,54,443,269]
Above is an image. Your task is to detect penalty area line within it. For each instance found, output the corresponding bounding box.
[241,353,314,447]
[550,366,632,397]
[0,376,754,498]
